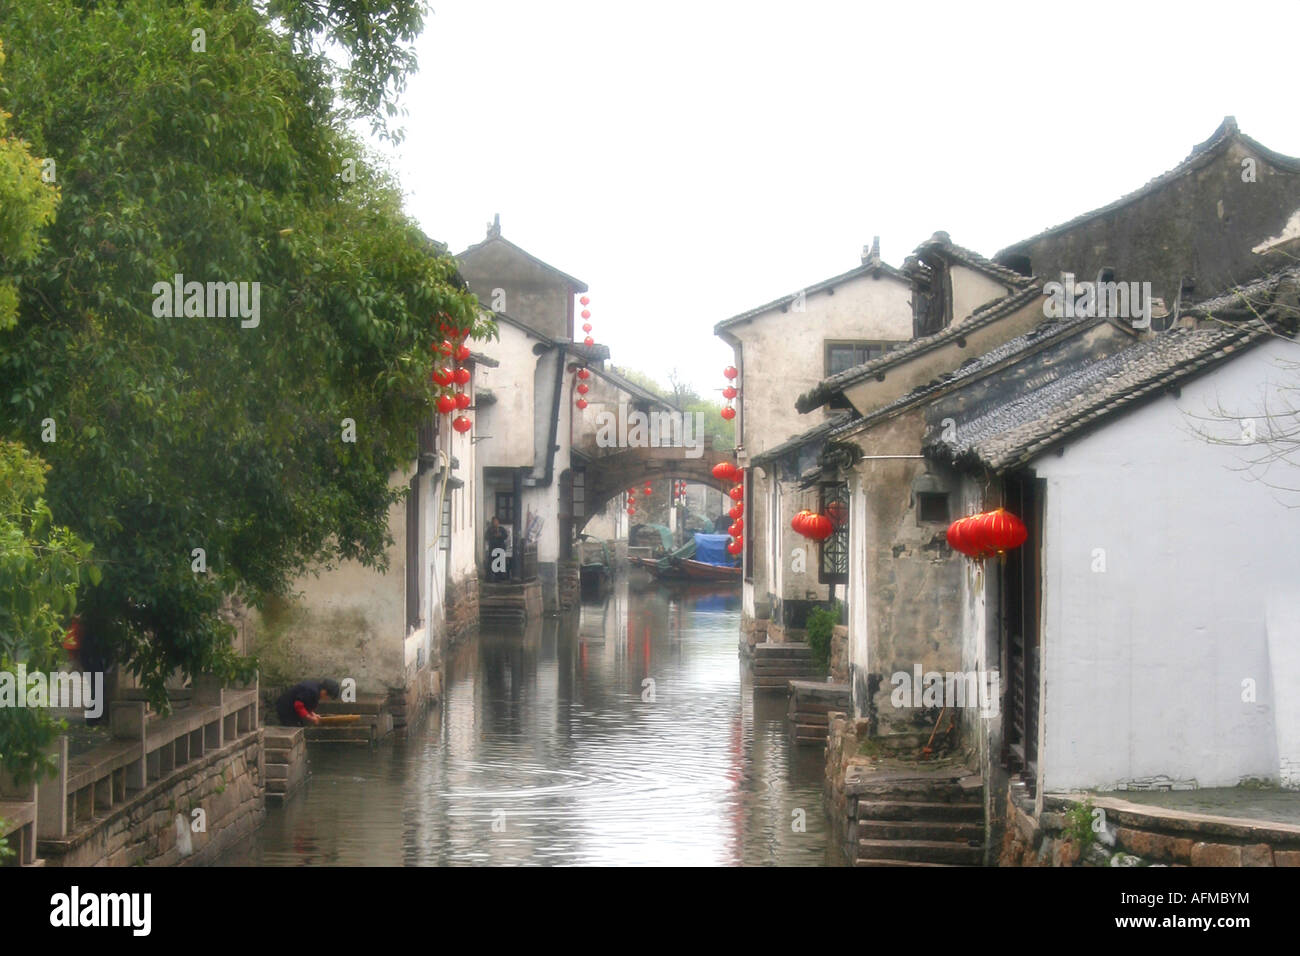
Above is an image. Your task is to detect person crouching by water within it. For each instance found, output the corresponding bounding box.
[275,678,341,726]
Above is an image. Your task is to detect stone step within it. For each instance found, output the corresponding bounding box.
[854,858,962,867]
[857,838,984,865]
[317,699,385,715]
[793,724,827,738]
[753,644,813,659]
[304,725,374,744]
[790,711,832,724]
[856,799,984,822]
[856,819,984,842]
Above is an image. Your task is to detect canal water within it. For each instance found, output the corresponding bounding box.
[219,578,843,866]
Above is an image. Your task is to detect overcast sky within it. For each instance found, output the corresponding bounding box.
[371,0,1300,396]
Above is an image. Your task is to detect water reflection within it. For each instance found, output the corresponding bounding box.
[219,579,843,866]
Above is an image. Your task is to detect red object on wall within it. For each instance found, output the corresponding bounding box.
[454,391,471,409]
[576,398,588,410]
[581,309,591,319]
[436,394,456,414]
[643,485,652,495]
[728,485,744,502]
[577,368,590,380]
[432,367,453,387]
[979,508,1028,555]
[454,344,472,362]
[804,513,834,541]
[726,537,743,556]
[720,406,736,421]
[453,367,471,385]
[791,510,810,535]
[576,383,589,395]
[729,503,743,520]
[711,462,737,481]
[723,366,738,380]
[728,520,742,538]
[627,506,636,516]
[452,415,472,433]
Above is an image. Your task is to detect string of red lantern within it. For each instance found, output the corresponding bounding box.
[575,295,593,409]
[432,317,473,435]
[720,365,738,421]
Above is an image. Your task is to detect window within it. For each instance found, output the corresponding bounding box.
[572,469,585,518]
[818,482,849,585]
[495,492,514,524]
[825,340,905,377]
[440,494,451,551]
[917,492,949,523]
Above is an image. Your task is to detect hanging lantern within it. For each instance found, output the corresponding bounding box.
[439,340,454,355]
[711,462,734,481]
[62,615,82,653]
[805,513,834,541]
[627,506,636,516]
[826,499,848,530]
[454,391,471,410]
[581,309,591,319]
[729,503,743,520]
[720,406,736,421]
[580,295,590,306]
[722,385,737,400]
[432,367,454,387]
[576,398,588,410]
[453,367,471,385]
[723,366,738,380]
[728,485,744,502]
[791,510,810,536]
[726,537,743,556]
[582,323,592,333]
[577,368,590,380]
[576,383,589,395]
[946,514,993,559]
[980,508,1028,555]
[452,415,472,433]
[436,394,456,414]
[728,521,742,538]
[584,336,595,346]
[454,344,472,362]
[643,485,652,495]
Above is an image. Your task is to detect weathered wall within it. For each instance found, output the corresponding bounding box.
[40,732,263,867]
[999,131,1300,309]
[457,237,578,341]
[477,320,541,469]
[951,263,1016,328]
[1031,336,1300,791]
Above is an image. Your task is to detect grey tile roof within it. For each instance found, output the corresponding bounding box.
[997,118,1300,259]
[914,231,1036,289]
[795,283,1044,413]
[751,411,857,465]
[924,324,1268,473]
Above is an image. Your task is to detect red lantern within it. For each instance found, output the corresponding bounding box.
[728,520,742,537]
[577,368,590,380]
[726,537,743,556]
[454,391,471,409]
[576,383,589,395]
[439,340,453,355]
[580,295,590,306]
[582,323,592,333]
[722,386,737,400]
[576,398,588,410]
[452,415,472,433]
[720,406,736,421]
[62,615,82,653]
[432,367,453,387]
[723,366,738,380]
[947,515,993,558]
[436,394,456,414]
[454,344,471,363]
[980,508,1028,555]
[711,462,734,481]
[584,336,595,346]
[728,485,744,502]
[453,367,471,385]
[581,309,591,319]
[644,485,652,495]
[791,510,809,535]
[729,503,743,520]
[805,513,834,541]
[627,506,636,516]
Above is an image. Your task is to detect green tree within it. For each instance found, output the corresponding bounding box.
[0,2,488,707]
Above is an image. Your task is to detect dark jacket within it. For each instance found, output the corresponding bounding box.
[275,681,325,725]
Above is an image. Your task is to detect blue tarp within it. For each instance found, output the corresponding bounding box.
[693,532,733,567]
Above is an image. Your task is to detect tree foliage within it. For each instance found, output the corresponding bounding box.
[0,1,488,707]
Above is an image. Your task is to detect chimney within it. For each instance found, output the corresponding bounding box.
[862,235,881,265]
[487,213,501,238]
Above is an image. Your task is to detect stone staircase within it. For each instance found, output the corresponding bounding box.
[787,680,851,745]
[305,695,391,746]
[263,727,308,806]
[751,642,822,689]
[479,578,543,627]
[846,764,986,867]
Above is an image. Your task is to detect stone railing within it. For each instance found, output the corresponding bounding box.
[37,676,258,841]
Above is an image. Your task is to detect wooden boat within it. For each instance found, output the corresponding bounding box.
[675,558,741,582]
